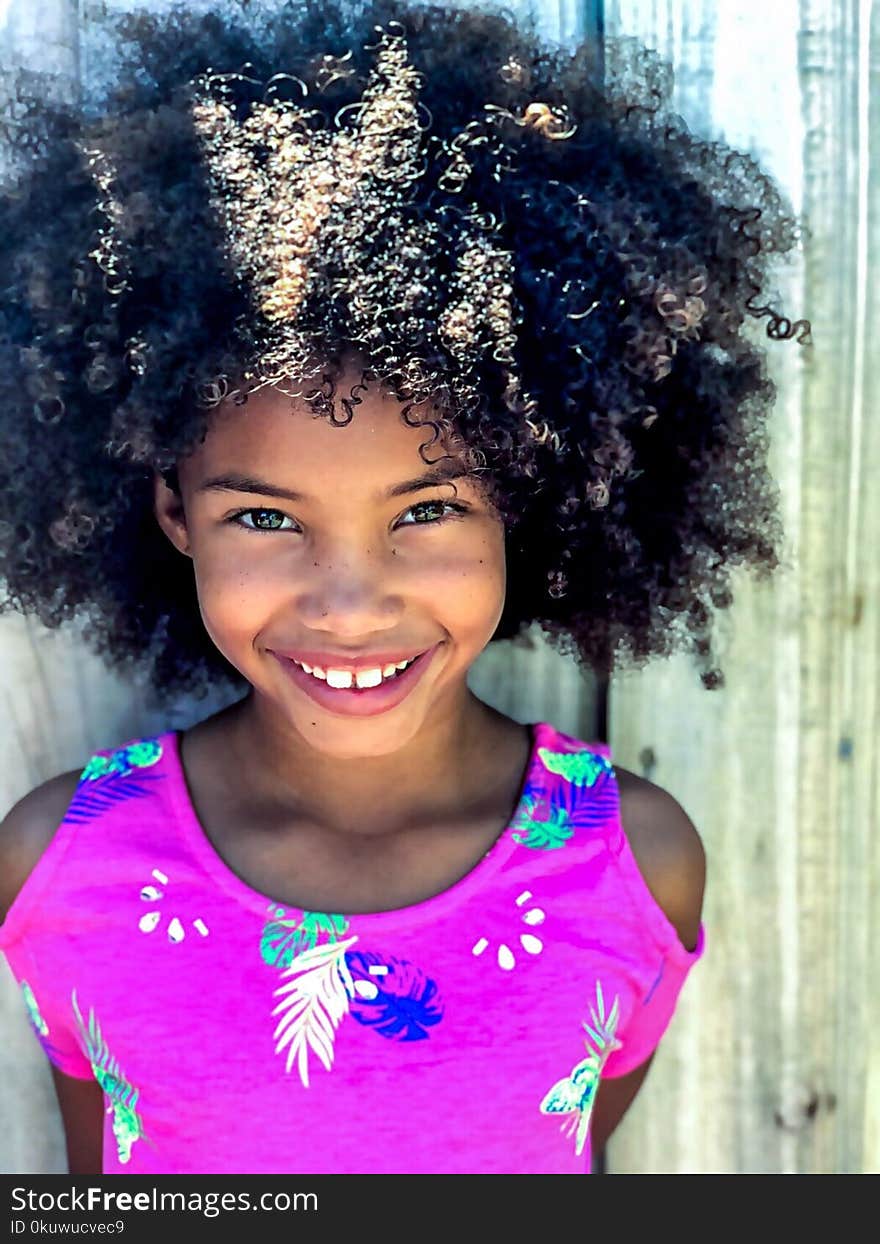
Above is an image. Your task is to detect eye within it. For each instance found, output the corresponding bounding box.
[226,508,300,533]
[396,499,470,527]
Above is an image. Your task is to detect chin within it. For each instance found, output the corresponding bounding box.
[290,710,429,760]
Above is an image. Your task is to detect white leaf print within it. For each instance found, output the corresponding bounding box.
[540,979,624,1157]
[271,935,358,1087]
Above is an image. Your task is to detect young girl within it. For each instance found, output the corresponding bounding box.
[0,0,809,1175]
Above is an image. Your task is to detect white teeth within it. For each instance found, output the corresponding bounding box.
[292,656,416,688]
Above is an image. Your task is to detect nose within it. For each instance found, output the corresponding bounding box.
[295,545,404,635]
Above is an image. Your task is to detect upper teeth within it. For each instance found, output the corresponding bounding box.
[294,658,415,689]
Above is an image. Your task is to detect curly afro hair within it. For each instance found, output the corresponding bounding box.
[0,0,811,705]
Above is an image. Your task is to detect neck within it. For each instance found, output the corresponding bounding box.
[223,684,506,840]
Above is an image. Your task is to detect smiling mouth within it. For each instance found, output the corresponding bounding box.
[272,643,440,716]
[288,655,419,690]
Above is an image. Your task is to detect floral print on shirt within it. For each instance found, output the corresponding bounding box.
[72,990,146,1165]
[66,739,165,826]
[260,907,445,1086]
[539,981,623,1156]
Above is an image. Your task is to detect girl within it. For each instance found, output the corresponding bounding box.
[0,0,809,1175]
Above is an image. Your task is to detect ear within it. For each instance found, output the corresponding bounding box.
[152,469,191,558]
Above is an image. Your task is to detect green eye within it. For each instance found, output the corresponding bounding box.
[228,508,297,532]
[399,500,469,526]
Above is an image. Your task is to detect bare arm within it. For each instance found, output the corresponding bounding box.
[1,772,105,1174]
[589,766,706,1157]
[49,1067,104,1175]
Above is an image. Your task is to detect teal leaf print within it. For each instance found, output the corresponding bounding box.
[260,909,350,969]
[66,740,164,826]
[20,981,49,1037]
[72,990,145,1165]
[540,981,622,1157]
[19,980,69,1068]
[81,740,162,781]
[537,747,612,788]
[122,740,163,769]
[346,952,444,1041]
[510,794,574,850]
[271,935,358,1087]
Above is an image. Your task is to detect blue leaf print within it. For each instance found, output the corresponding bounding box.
[518,777,545,810]
[64,773,165,825]
[345,951,443,1042]
[64,741,164,825]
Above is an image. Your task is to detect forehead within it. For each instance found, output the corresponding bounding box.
[187,373,455,483]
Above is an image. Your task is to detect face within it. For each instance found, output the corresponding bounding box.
[153,363,507,760]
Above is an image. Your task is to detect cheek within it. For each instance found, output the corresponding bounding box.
[418,526,506,618]
[190,544,275,639]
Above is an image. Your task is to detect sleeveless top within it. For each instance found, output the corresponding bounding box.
[0,722,705,1174]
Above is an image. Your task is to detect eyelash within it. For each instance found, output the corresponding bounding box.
[225,499,471,534]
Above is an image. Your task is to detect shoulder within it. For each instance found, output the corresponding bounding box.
[613,764,706,954]
[0,768,83,925]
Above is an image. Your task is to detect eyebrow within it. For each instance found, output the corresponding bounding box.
[196,461,468,503]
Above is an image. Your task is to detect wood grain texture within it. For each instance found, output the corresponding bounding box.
[1,0,86,1177]
[604,0,877,1175]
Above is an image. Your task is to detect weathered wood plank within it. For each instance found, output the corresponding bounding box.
[605,0,877,1175]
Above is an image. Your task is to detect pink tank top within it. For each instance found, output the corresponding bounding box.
[0,722,704,1174]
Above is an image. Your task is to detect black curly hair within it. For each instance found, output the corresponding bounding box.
[0,0,811,705]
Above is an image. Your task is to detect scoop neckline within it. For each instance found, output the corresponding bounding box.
[164,719,551,933]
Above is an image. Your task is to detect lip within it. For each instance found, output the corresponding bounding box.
[271,643,442,718]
